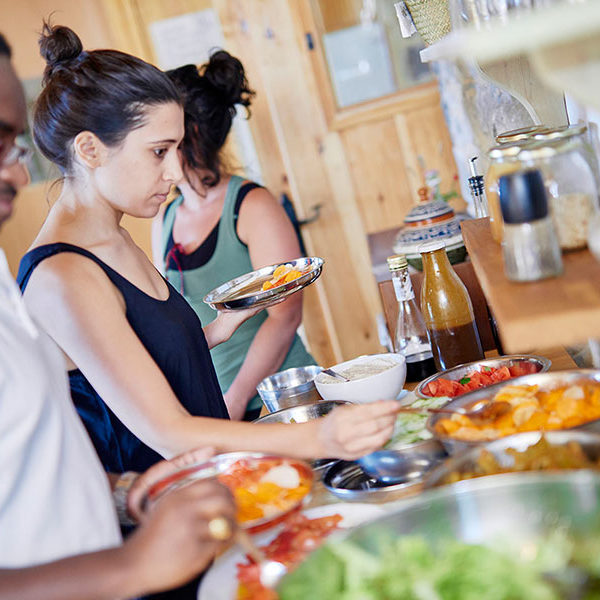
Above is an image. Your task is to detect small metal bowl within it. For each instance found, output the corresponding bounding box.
[323,452,441,502]
[415,354,551,399]
[256,365,324,413]
[424,430,600,488]
[427,369,600,455]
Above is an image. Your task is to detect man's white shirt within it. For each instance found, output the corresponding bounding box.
[0,250,121,567]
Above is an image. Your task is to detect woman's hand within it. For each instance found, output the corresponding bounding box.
[203,307,263,349]
[127,447,216,522]
[223,390,247,421]
[315,401,400,460]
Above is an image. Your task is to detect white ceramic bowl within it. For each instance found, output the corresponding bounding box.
[314,353,406,404]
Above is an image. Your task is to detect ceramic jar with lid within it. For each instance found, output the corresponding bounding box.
[519,139,598,250]
[393,188,466,271]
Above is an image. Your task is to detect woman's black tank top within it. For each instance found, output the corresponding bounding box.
[17,243,230,473]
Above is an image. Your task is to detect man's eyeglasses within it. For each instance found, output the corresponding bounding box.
[1,137,33,167]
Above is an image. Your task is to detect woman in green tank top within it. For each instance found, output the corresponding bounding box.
[152,51,314,421]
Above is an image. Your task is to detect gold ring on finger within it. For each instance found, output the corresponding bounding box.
[208,516,232,541]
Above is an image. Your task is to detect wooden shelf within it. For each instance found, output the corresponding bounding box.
[461,218,600,353]
[420,2,600,64]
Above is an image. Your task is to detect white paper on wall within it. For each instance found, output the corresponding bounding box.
[148,10,263,183]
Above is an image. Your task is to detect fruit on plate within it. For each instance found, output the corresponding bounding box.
[261,264,304,291]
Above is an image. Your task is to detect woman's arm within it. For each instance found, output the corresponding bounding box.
[224,187,308,419]
[23,254,399,460]
[0,479,235,600]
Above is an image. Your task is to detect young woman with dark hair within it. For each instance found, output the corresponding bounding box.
[18,25,399,478]
[153,51,315,421]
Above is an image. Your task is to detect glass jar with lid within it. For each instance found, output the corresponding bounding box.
[486,141,532,243]
[519,138,598,250]
[532,124,600,192]
[495,125,549,145]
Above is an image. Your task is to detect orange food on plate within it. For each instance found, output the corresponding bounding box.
[261,264,305,292]
[423,363,540,398]
[236,512,343,600]
[218,458,311,525]
[434,380,600,442]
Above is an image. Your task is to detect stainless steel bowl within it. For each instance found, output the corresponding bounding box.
[427,369,600,455]
[415,354,551,399]
[278,471,600,596]
[322,452,441,502]
[256,365,324,412]
[253,399,350,424]
[424,430,600,488]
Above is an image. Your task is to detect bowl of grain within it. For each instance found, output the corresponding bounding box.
[314,353,406,404]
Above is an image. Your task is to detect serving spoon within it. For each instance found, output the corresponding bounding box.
[394,400,512,424]
[235,529,287,588]
[321,368,351,382]
[358,401,512,484]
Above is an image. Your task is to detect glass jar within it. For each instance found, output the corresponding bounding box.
[532,124,600,193]
[495,125,549,145]
[486,141,531,243]
[519,139,598,251]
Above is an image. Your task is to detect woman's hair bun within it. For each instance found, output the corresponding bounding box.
[39,22,83,82]
[202,49,254,109]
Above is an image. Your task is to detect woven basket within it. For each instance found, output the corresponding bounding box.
[405,0,451,45]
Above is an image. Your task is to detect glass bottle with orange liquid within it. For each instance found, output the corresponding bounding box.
[419,241,484,370]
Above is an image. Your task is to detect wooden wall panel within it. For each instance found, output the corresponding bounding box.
[236,0,383,361]
[340,117,415,234]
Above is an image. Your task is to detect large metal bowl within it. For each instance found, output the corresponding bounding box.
[427,369,600,454]
[256,365,323,413]
[415,354,551,399]
[424,430,600,488]
[253,399,350,424]
[203,257,323,311]
[278,471,600,597]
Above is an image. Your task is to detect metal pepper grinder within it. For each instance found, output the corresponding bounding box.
[498,169,563,282]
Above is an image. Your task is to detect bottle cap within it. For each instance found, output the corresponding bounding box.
[418,240,445,254]
[386,254,408,271]
[498,169,549,224]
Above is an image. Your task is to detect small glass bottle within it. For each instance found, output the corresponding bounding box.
[386,254,436,382]
[419,241,485,370]
[498,169,563,282]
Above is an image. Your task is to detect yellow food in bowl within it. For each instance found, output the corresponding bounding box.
[435,381,600,442]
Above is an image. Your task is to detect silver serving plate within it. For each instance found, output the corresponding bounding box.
[427,369,600,455]
[203,257,324,311]
[415,354,551,399]
[424,429,600,488]
[278,471,600,596]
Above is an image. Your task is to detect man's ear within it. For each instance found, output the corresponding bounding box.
[72,131,107,168]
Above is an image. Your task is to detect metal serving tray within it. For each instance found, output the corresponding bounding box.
[203,257,324,311]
